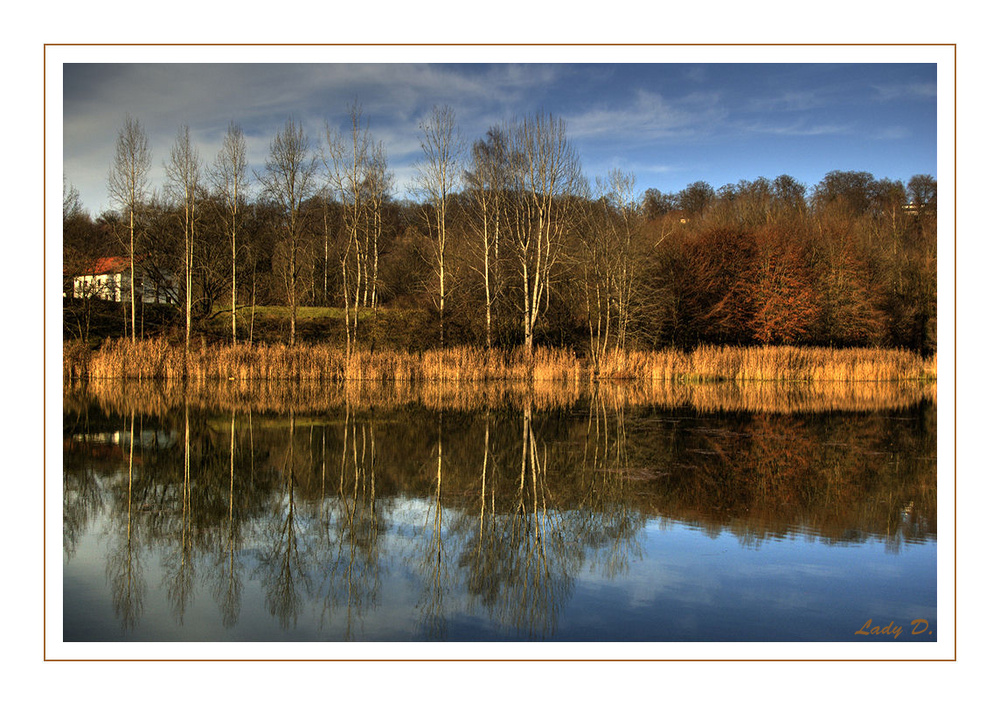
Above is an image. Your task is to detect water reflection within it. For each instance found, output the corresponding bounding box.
[315,406,385,638]
[62,378,936,641]
[105,410,144,631]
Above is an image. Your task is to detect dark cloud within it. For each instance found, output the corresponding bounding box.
[61,61,937,215]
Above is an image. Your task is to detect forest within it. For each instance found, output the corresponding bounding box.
[62,107,938,371]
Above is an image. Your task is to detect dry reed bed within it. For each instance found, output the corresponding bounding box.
[596,345,936,382]
[66,339,935,383]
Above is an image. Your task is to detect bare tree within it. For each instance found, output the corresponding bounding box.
[315,187,336,306]
[63,177,84,221]
[363,141,393,315]
[165,125,203,362]
[325,103,374,356]
[505,113,582,355]
[211,122,248,345]
[415,105,464,348]
[107,114,151,342]
[582,169,642,366]
[465,127,508,348]
[259,118,319,346]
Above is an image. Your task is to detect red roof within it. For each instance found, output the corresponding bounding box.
[90,256,132,275]
[66,256,133,277]
[65,254,159,278]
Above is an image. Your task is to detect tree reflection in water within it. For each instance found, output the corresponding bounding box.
[161,403,195,625]
[211,408,243,629]
[104,410,145,632]
[63,378,937,639]
[254,411,310,630]
[315,401,384,639]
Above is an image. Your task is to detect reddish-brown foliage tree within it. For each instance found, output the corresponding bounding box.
[749,225,820,344]
[676,227,757,345]
[811,222,888,347]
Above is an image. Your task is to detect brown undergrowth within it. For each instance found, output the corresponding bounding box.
[65,338,936,384]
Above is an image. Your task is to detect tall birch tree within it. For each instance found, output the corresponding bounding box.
[211,122,248,345]
[506,113,582,356]
[363,141,392,315]
[324,103,373,356]
[415,105,463,349]
[465,127,508,349]
[165,125,202,362]
[582,169,642,366]
[107,114,151,342]
[259,119,318,346]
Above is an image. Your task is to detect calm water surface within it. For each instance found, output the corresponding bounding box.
[62,379,937,642]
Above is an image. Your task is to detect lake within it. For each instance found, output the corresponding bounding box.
[62,378,937,642]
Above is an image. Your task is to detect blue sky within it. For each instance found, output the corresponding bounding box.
[63,62,937,214]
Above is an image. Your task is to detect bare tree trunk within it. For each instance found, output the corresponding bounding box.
[289,238,297,346]
[166,125,202,372]
[249,274,256,346]
[186,204,192,362]
[372,204,380,315]
[522,254,532,356]
[503,114,581,358]
[416,106,463,351]
[259,119,318,349]
[129,210,136,342]
[323,203,329,306]
[353,228,361,340]
[108,115,150,344]
[439,216,446,349]
[484,210,492,349]
[342,251,352,358]
[211,122,247,347]
[232,209,237,345]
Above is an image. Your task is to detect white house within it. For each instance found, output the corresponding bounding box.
[70,256,178,305]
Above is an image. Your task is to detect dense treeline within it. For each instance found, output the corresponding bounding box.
[63,108,937,358]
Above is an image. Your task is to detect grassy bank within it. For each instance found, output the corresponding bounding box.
[64,338,936,383]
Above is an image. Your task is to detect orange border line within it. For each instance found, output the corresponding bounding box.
[43,43,957,662]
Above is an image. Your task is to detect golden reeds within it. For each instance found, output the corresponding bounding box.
[66,339,936,383]
[596,345,935,382]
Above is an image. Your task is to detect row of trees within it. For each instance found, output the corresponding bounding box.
[63,107,937,356]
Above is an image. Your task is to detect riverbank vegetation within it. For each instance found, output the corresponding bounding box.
[65,338,935,383]
[64,107,937,377]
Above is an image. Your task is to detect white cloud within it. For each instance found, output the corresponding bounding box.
[567,88,727,143]
[746,89,829,113]
[871,126,911,140]
[872,81,937,101]
[63,63,575,211]
[740,119,854,137]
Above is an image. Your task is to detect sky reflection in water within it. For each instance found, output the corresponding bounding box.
[62,380,937,642]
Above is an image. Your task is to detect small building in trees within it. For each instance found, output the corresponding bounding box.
[68,256,178,304]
